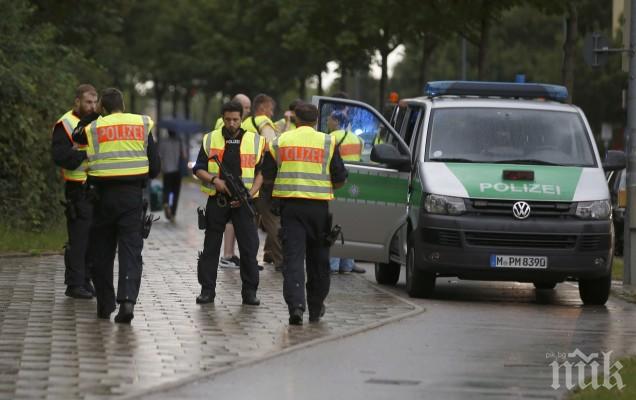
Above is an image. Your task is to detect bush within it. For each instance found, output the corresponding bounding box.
[0,0,103,230]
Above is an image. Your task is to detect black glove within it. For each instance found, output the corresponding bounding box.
[80,112,100,126]
[72,112,100,141]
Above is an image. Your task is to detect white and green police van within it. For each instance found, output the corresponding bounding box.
[313,81,625,305]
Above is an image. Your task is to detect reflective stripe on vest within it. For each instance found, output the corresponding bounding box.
[331,129,363,162]
[200,129,264,196]
[85,113,152,177]
[270,126,335,200]
[56,110,88,182]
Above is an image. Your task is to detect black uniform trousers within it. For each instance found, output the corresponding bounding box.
[198,195,259,298]
[162,171,182,216]
[90,183,144,313]
[279,199,330,314]
[64,182,93,287]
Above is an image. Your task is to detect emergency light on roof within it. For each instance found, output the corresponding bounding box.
[424,81,568,102]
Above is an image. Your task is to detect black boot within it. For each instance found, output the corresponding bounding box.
[65,285,93,299]
[289,308,303,326]
[309,304,326,323]
[242,293,261,306]
[114,302,135,324]
[196,291,215,304]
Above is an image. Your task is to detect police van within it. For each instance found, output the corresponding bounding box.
[313,81,625,305]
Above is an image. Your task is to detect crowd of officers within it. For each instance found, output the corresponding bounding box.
[52,84,353,326]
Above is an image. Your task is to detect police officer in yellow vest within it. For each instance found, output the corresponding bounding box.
[326,109,366,274]
[213,94,255,269]
[193,100,265,306]
[51,84,98,300]
[243,94,284,270]
[264,102,347,325]
[274,99,301,133]
[73,88,161,323]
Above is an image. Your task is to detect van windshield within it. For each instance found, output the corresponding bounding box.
[427,108,596,167]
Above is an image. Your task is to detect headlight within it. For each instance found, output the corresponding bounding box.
[424,194,466,215]
[575,200,611,220]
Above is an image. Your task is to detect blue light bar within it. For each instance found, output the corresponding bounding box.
[424,81,568,102]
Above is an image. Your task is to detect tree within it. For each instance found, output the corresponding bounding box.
[0,0,97,229]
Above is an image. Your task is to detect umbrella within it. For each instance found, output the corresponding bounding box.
[156,118,206,134]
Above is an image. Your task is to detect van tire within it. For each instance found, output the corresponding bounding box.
[578,272,611,305]
[533,282,557,290]
[405,237,435,298]
[375,261,400,285]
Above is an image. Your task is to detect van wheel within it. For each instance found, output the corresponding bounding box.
[533,282,557,290]
[375,261,400,285]
[578,273,611,305]
[405,237,435,298]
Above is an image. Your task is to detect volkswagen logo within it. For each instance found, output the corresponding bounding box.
[512,201,531,220]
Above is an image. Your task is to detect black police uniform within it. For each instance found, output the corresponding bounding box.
[51,115,93,297]
[262,145,347,322]
[193,127,260,303]
[73,117,161,318]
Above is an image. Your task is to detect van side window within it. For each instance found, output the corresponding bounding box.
[401,106,423,147]
[374,104,409,154]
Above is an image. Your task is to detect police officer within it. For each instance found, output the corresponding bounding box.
[213,94,252,270]
[193,100,265,306]
[73,88,161,323]
[326,109,365,274]
[265,102,347,325]
[51,84,98,299]
[243,94,283,270]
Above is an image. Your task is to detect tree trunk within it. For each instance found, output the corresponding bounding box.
[171,87,179,118]
[154,80,164,126]
[202,93,212,128]
[379,49,389,113]
[562,1,577,104]
[184,88,192,120]
[129,83,137,114]
[418,37,438,93]
[339,65,347,92]
[477,0,492,80]
[317,71,324,96]
[298,76,306,100]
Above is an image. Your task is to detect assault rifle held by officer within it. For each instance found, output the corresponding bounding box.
[211,154,256,217]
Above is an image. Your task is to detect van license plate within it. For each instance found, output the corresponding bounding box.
[490,255,548,269]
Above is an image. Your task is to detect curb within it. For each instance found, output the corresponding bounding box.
[0,251,63,259]
[118,275,424,400]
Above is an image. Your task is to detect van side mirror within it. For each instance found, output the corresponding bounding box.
[603,150,626,172]
[371,143,411,171]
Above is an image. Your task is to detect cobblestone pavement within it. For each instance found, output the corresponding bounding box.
[0,183,418,400]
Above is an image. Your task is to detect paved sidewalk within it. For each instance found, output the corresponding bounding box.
[0,183,417,400]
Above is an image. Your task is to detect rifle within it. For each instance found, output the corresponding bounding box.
[211,154,256,217]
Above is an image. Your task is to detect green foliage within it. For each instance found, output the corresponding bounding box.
[0,222,66,254]
[568,356,636,399]
[0,0,102,230]
[390,2,626,138]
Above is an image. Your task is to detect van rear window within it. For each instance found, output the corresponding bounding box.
[427,108,596,167]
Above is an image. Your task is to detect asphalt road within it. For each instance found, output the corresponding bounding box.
[141,267,636,400]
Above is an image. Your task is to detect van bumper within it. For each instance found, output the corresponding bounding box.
[414,214,613,282]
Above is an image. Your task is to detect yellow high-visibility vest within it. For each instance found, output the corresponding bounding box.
[85,113,153,178]
[241,115,276,135]
[200,129,265,197]
[275,118,296,133]
[214,117,223,130]
[330,129,363,162]
[56,110,88,182]
[270,126,335,200]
